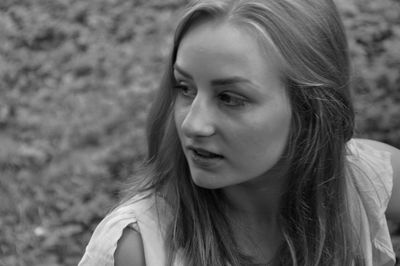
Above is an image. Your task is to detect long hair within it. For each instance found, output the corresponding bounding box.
[123,0,363,265]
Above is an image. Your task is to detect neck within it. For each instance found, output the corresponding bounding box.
[222,158,289,221]
[224,180,286,265]
[221,160,289,264]
[223,184,283,225]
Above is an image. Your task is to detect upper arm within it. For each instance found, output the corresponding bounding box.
[356,138,400,222]
[114,226,146,266]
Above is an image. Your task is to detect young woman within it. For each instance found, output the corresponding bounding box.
[79,0,400,265]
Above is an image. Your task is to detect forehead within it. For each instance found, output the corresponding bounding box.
[174,21,283,88]
[179,21,259,59]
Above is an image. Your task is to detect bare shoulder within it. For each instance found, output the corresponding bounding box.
[114,226,146,266]
[355,138,400,221]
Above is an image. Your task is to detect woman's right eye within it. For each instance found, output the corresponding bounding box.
[175,83,196,98]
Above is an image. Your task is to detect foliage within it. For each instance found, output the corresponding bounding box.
[0,0,398,265]
[338,0,400,146]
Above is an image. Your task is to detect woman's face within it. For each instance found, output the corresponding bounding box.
[174,21,292,189]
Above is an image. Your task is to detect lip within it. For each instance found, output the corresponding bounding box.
[187,145,222,155]
[186,145,224,168]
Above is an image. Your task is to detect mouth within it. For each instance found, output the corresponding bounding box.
[187,146,224,160]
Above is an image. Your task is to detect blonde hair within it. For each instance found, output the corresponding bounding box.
[126,0,363,265]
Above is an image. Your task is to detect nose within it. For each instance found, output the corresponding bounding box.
[181,95,215,138]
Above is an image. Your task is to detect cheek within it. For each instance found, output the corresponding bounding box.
[173,103,186,135]
[174,114,181,140]
[241,107,292,160]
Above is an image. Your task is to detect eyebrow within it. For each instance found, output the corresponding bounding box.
[173,64,256,87]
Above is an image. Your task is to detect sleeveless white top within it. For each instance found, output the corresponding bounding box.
[78,139,395,266]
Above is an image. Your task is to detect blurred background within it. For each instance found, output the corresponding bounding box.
[0,0,399,265]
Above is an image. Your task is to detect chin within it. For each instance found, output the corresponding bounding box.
[190,175,223,190]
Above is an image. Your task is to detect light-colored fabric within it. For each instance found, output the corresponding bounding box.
[346,139,395,266]
[78,139,395,266]
[78,193,174,266]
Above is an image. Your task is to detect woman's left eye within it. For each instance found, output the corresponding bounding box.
[218,93,247,107]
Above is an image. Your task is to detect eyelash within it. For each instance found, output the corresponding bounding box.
[218,93,247,107]
[174,82,247,108]
[174,83,196,98]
